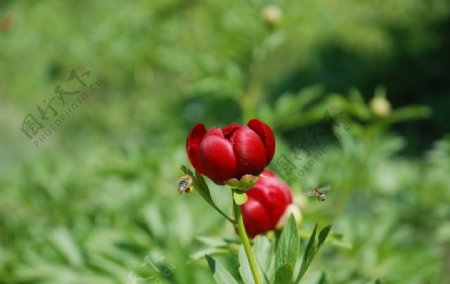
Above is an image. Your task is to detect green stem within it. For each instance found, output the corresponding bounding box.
[233,190,263,284]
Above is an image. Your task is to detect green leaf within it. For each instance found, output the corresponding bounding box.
[253,236,275,280]
[239,245,255,284]
[180,166,234,223]
[318,225,332,249]
[275,215,299,283]
[296,224,317,282]
[50,227,83,268]
[274,86,327,131]
[196,236,231,247]
[316,272,328,284]
[190,247,228,261]
[274,264,294,284]
[205,255,239,284]
[295,225,333,283]
[383,105,432,125]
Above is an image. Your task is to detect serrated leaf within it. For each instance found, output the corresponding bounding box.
[318,225,332,249]
[274,264,293,284]
[205,255,239,284]
[275,215,299,283]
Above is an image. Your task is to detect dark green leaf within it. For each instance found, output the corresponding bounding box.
[205,255,239,284]
[318,225,332,249]
[295,224,333,283]
[296,224,317,282]
[274,264,293,284]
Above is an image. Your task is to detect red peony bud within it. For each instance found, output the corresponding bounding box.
[186,119,275,184]
[241,170,293,238]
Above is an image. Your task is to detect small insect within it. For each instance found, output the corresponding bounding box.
[306,185,331,201]
[177,175,193,194]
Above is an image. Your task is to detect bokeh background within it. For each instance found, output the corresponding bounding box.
[1,1,449,283]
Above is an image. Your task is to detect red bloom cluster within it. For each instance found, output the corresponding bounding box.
[241,170,293,238]
[186,119,275,183]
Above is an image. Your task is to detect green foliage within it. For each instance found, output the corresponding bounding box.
[205,255,239,284]
[275,215,300,283]
[296,225,332,283]
[1,0,449,283]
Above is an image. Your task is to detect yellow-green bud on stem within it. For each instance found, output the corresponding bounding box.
[261,4,283,26]
[370,96,392,118]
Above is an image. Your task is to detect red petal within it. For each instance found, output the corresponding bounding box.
[198,128,237,183]
[259,172,293,205]
[241,198,272,238]
[186,124,207,173]
[230,127,267,178]
[222,124,241,139]
[247,173,293,227]
[247,119,276,166]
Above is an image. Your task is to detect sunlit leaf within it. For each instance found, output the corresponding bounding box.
[275,215,299,283]
[239,245,255,284]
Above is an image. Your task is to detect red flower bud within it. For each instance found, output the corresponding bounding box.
[186,119,275,184]
[241,170,293,238]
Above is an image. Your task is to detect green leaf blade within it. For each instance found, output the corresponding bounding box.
[274,264,294,284]
[318,225,332,249]
[180,166,234,223]
[205,255,239,284]
[275,215,299,283]
[239,245,255,284]
[296,224,318,282]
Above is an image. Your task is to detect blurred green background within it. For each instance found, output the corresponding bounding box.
[1,0,449,283]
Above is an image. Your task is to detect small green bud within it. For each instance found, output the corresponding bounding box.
[225,174,259,191]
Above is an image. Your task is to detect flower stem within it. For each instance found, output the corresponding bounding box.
[233,190,263,284]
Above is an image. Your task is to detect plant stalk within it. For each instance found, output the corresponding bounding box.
[233,190,262,284]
